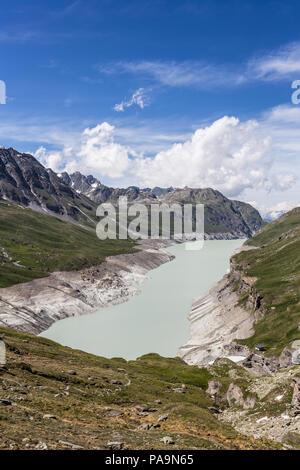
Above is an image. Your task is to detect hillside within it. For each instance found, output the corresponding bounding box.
[60,171,264,238]
[231,208,300,355]
[0,199,135,288]
[0,147,264,238]
[0,148,98,227]
[0,326,281,450]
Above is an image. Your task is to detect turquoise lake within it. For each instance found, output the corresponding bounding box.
[41,239,244,359]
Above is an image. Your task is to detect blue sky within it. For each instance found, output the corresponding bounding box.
[1,0,300,217]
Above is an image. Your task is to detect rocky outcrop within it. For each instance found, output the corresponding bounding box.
[178,271,255,365]
[0,240,173,335]
[0,147,97,227]
[292,377,300,410]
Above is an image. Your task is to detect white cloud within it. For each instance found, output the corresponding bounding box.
[98,42,300,92]
[36,116,296,199]
[64,122,132,178]
[249,42,300,81]
[114,88,148,112]
[34,146,64,172]
[99,60,244,88]
[132,116,280,196]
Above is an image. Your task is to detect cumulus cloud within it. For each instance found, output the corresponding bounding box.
[34,146,65,172]
[36,116,296,199]
[114,88,148,112]
[64,122,132,178]
[133,116,277,197]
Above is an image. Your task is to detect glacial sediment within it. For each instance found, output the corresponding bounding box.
[178,245,257,366]
[0,240,174,335]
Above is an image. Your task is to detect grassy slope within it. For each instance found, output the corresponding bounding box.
[0,200,136,288]
[0,326,279,450]
[233,208,300,354]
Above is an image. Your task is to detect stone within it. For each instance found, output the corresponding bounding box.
[66,370,77,375]
[207,380,221,397]
[161,436,175,445]
[172,386,186,394]
[108,441,124,450]
[1,399,12,406]
[243,396,256,409]
[226,383,244,407]
[59,440,84,450]
[137,423,152,430]
[43,414,57,420]
[208,406,220,414]
[134,404,150,412]
[106,409,123,417]
[35,442,48,450]
[279,348,293,368]
[292,349,300,365]
[154,399,162,404]
[157,414,168,422]
[110,380,123,385]
[291,378,300,409]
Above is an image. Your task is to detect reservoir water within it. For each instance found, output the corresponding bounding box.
[41,239,244,359]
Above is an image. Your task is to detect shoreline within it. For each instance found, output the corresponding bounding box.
[0,233,250,337]
[178,243,255,365]
[0,239,174,335]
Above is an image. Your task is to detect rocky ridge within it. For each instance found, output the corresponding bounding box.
[0,148,97,227]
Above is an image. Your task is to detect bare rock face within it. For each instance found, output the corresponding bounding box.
[292,349,300,365]
[226,383,245,408]
[0,147,97,226]
[291,378,300,409]
[279,348,293,368]
[207,380,222,398]
[225,383,256,410]
[242,353,279,375]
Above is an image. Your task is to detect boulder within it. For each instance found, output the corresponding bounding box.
[226,383,244,407]
[243,395,256,409]
[206,380,221,397]
[292,349,300,365]
[157,414,168,422]
[291,378,300,409]
[108,441,124,450]
[43,414,56,420]
[161,436,174,445]
[279,348,293,368]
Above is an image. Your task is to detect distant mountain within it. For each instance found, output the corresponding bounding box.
[0,148,97,227]
[0,148,264,237]
[59,171,158,204]
[60,171,264,237]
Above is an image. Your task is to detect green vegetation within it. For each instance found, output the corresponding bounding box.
[0,326,279,450]
[233,208,300,354]
[0,200,136,287]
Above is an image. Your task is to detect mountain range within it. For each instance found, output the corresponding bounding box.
[0,147,265,238]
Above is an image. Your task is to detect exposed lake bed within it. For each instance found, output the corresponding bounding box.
[41,239,245,360]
